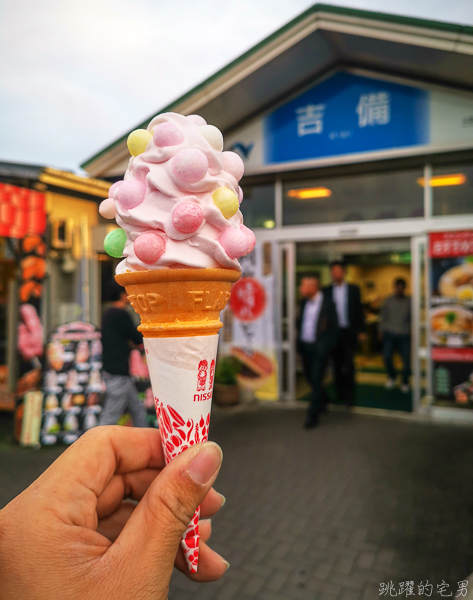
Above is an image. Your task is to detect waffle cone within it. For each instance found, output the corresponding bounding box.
[115,268,240,337]
[115,267,240,572]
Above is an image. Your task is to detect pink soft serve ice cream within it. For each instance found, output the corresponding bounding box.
[100,112,255,271]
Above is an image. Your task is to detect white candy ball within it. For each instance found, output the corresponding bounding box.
[99,198,116,219]
[199,125,223,152]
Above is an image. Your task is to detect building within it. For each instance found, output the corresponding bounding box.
[0,162,110,407]
[82,5,473,418]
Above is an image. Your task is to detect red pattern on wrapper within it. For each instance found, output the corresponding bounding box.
[146,333,219,573]
[155,398,211,572]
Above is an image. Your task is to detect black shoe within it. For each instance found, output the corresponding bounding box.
[304,415,319,429]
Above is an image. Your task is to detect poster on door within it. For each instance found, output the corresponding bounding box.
[220,241,279,401]
[429,231,473,406]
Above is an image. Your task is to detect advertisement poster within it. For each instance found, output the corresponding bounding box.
[221,241,279,401]
[41,322,105,445]
[429,231,473,406]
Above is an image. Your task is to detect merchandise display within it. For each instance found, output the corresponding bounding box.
[41,322,105,445]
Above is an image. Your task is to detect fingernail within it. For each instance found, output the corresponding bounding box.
[189,442,223,485]
[218,493,226,508]
[223,559,230,571]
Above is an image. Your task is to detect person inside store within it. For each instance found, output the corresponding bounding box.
[323,261,366,407]
[100,280,148,427]
[297,273,339,428]
[380,277,411,393]
[0,426,228,598]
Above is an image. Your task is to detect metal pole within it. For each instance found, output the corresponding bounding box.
[424,164,433,219]
[80,214,90,323]
[275,177,283,228]
[6,276,19,393]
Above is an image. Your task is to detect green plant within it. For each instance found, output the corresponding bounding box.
[214,356,241,386]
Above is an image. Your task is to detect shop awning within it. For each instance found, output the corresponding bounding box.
[81,3,473,178]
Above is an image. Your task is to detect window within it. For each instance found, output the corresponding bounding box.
[432,164,473,216]
[283,169,424,225]
[240,184,275,229]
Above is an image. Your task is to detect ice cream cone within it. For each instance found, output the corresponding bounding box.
[116,267,239,571]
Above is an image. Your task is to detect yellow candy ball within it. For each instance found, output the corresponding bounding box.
[212,187,239,219]
[127,129,152,157]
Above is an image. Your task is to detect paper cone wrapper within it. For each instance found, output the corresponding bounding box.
[116,268,240,572]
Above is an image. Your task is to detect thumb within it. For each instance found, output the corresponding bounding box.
[110,442,222,594]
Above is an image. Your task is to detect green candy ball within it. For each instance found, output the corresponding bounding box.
[104,228,127,258]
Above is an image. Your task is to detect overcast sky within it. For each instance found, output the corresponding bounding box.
[1,0,473,173]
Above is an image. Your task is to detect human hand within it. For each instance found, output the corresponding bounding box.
[358,332,367,342]
[0,426,227,600]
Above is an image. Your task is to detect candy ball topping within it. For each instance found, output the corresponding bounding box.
[104,228,126,258]
[134,232,166,264]
[127,129,152,157]
[212,187,239,219]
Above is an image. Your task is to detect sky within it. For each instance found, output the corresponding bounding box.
[1,0,473,173]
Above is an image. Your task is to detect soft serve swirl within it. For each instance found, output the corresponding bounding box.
[100,113,255,272]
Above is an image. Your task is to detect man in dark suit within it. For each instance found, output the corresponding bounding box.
[297,274,339,428]
[323,261,366,407]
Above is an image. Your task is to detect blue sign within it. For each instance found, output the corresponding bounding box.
[264,72,430,164]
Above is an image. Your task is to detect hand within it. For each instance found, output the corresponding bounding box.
[358,332,367,342]
[0,427,227,599]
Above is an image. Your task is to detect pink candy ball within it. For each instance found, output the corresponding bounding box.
[237,186,243,204]
[241,225,256,255]
[172,202,204,233]
[222,152,244,181]
[187,115,207,126]
[171,148,208,184]
[134,232,166,264]
[116,180,146,210]
[153,122,184,147]
[219,227,250,259]
[109,180,123,197]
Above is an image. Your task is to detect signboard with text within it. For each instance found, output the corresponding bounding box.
[220,242,279,401]
[429,231,473,406]
[225,71,473,172]
[265,72,429,164]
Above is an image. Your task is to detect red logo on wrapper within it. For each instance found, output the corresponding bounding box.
[230,277,266,322]
[197,360,208,391]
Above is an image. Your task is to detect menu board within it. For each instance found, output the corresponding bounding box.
[41,322,105,445]
[429,231,473,406]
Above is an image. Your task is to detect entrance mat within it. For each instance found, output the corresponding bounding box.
[300,383,412,413]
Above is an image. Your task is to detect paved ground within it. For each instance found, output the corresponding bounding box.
[1,406,473,600]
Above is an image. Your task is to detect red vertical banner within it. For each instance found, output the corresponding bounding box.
[429,230,473,406]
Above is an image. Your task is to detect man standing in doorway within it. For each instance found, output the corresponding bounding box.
[99,280,148,427]
[297,274,339,428]
[324,261,366,407]
[380,278,411,392]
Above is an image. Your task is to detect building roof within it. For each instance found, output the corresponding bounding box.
[81,3,473,177]
[0,161,110,201]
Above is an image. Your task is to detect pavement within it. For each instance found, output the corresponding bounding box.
[1,405,473,600]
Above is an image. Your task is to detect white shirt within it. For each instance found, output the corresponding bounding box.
[300,292,324,343]
[333,282,349,328]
